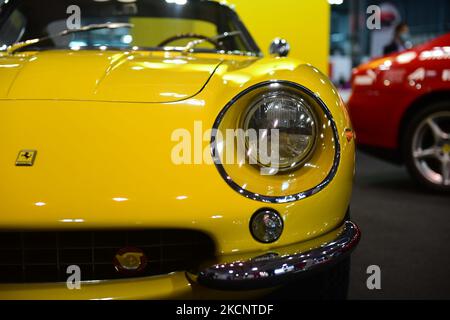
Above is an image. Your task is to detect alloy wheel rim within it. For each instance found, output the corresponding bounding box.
[412,111,450,187]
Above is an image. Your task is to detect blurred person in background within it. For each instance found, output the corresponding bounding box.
[383,22,411,55]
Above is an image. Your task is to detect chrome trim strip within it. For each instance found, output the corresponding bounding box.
[210,80,341,204]
[197,221,360,290]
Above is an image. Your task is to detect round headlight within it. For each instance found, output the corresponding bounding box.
[250,209,284,243]
[241,92,318,172]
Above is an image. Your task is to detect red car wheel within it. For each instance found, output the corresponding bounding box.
[403,101,450,192]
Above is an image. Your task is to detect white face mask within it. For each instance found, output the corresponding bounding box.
[399,32,411,43]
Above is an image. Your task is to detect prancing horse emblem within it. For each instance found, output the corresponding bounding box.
[16,150,37,166]
[113,247,148,274]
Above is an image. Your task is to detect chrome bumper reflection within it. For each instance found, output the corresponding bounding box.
[197,221,360,290]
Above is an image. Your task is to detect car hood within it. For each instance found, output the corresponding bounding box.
[0,56,355,255]
[0,50,223,103]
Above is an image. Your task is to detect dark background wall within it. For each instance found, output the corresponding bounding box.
[331,0,450,65]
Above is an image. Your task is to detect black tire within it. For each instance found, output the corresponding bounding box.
[402,101,450,192]
[265,257,351,300]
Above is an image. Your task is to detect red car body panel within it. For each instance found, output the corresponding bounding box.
[348,33,450,151]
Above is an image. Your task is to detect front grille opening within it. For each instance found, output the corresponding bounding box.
[0,230,216,284]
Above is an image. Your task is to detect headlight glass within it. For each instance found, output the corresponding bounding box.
[241,92,318,172]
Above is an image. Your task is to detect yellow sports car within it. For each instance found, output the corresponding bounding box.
[0,0,360,300]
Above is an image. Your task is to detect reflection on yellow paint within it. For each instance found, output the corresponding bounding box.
[0,64,19,68]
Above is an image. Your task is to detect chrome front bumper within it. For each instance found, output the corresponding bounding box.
[197,221,360,290]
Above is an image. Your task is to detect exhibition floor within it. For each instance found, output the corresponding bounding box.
[349,152,450,300]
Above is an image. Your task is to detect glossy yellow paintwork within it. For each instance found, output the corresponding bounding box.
[0,49,354,299]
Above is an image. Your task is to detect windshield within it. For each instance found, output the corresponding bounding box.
[0,0,260,55]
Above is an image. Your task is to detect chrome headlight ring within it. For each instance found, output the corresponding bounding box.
[211,81,341,204]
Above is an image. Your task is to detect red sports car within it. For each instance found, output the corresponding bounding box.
[348,33,450,192]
